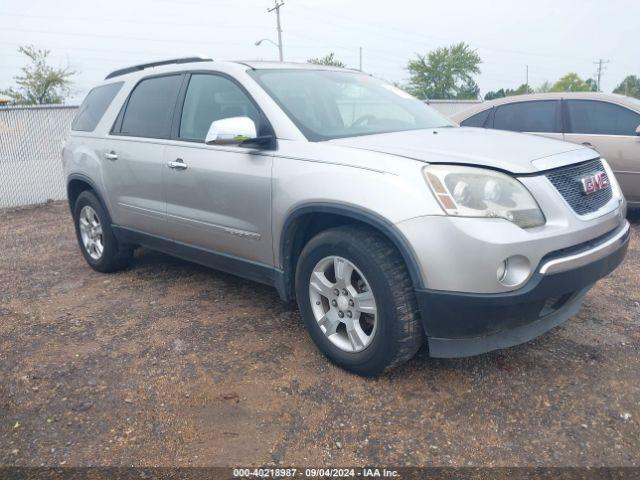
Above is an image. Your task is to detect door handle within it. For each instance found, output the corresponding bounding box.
[581,142,595,148]
[167,158,188,170]
[104,151,118,161]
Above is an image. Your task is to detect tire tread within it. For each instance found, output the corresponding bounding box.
[340,225,423,370]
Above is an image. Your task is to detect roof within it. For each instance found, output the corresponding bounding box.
[103,57,360,81]
[232,60,359,72]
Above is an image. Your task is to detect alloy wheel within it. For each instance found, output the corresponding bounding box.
[78,205,104,260]
[308,256,377,353]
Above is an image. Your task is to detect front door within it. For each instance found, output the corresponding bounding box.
[163,73,274,270]
[563,99,640,205]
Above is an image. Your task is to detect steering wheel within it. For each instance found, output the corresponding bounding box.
[351,114,377,127]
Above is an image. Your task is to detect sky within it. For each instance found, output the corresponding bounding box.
[1,0,639,103]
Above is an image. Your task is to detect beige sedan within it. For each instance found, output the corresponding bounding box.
[452,92,640,207]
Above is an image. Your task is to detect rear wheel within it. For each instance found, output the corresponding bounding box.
[73,191,133,273]
[295,225,423,376]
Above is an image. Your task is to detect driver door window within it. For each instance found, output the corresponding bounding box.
[179,74,261,141]
[564,99,640,204]
[565,100,640,136]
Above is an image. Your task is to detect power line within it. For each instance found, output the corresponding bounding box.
[0,12,266,29]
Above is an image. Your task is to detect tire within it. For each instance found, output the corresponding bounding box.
[295,225,424,376]
[73,190,133,273]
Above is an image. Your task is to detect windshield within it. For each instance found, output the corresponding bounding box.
[249,69,453,141]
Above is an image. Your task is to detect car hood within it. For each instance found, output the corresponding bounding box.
[328,127,598,174]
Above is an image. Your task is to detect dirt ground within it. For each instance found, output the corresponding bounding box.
[1,201,639,467]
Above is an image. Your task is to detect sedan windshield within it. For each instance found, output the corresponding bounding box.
[249,69,453,141]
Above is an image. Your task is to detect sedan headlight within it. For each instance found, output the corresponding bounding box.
[423,165,545,228]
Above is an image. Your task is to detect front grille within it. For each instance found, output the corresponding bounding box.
[545,158,612,216]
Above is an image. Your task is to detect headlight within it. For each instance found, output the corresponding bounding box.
[423,165,545,228]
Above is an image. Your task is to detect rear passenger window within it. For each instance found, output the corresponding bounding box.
[566,100,640,135]
[119,75,182,138]
[179,74,260,142]
[494,101,558,133]
[460,108,490,127]
[72,82,123,132]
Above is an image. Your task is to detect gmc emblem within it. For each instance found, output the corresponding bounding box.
[580,171,608,195]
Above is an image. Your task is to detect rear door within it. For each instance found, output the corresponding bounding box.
[162,72,274,269]
[563,99,640,204]
[492,100,563,141]
[104,73,184,235]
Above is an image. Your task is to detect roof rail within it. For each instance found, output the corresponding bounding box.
[104,57,213,80]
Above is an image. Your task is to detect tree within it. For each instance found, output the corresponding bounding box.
[535,81,552,93]
[484,88,506,101]
[406,42,481,100]
[307,53,345,68]
[613,75,640,99]
[550,73,591,92]
[585,78,598,92]
[484,83,532,100]
[0,46,75,105]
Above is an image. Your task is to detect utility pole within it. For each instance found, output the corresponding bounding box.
[359,47,362,71]
[268,0,284,62]
[593,59,610,91]
[526,65,529,93]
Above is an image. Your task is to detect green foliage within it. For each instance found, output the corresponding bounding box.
[406,42,481,100]
[484,83,532,100]
[0,46,75,105]
[307,53,346,68]
[585,78,598,92]
[535,81,552,93]
[613,75,640,99]
[550,73,591,92]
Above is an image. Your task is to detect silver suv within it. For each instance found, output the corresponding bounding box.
[63,58,630,376]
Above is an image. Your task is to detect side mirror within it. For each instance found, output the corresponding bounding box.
[636,124,640,136]
[205,117,257,145]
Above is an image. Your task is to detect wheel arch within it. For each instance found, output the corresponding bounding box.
[277,202,425,301]
[66,174,113,223]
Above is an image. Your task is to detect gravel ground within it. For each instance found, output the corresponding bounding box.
[1,201,639,467]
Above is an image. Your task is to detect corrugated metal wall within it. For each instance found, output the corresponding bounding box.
[0,105,78,209]
[425,99,484,118]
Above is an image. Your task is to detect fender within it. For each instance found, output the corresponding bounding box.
[277,202,426,301]
[66,173,114,224]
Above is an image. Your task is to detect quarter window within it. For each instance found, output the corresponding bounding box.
[179,74,260,142]
[494,101,559,133]
[72,82,123,132]
[565,100,640,136]
[119,75,183,138]
[460,108,491,127]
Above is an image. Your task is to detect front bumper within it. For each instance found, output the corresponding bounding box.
[416,221,630,358]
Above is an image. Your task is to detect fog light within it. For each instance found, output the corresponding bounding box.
[497,255,531,287]
[497,260,508,283]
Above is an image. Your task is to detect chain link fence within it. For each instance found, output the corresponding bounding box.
[0,105,78,209]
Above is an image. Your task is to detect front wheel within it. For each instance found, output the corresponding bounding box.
[295,225,424,376]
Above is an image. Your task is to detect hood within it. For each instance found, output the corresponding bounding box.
[328,127,598,174]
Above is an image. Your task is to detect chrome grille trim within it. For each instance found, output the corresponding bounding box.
[545,158,613,216]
